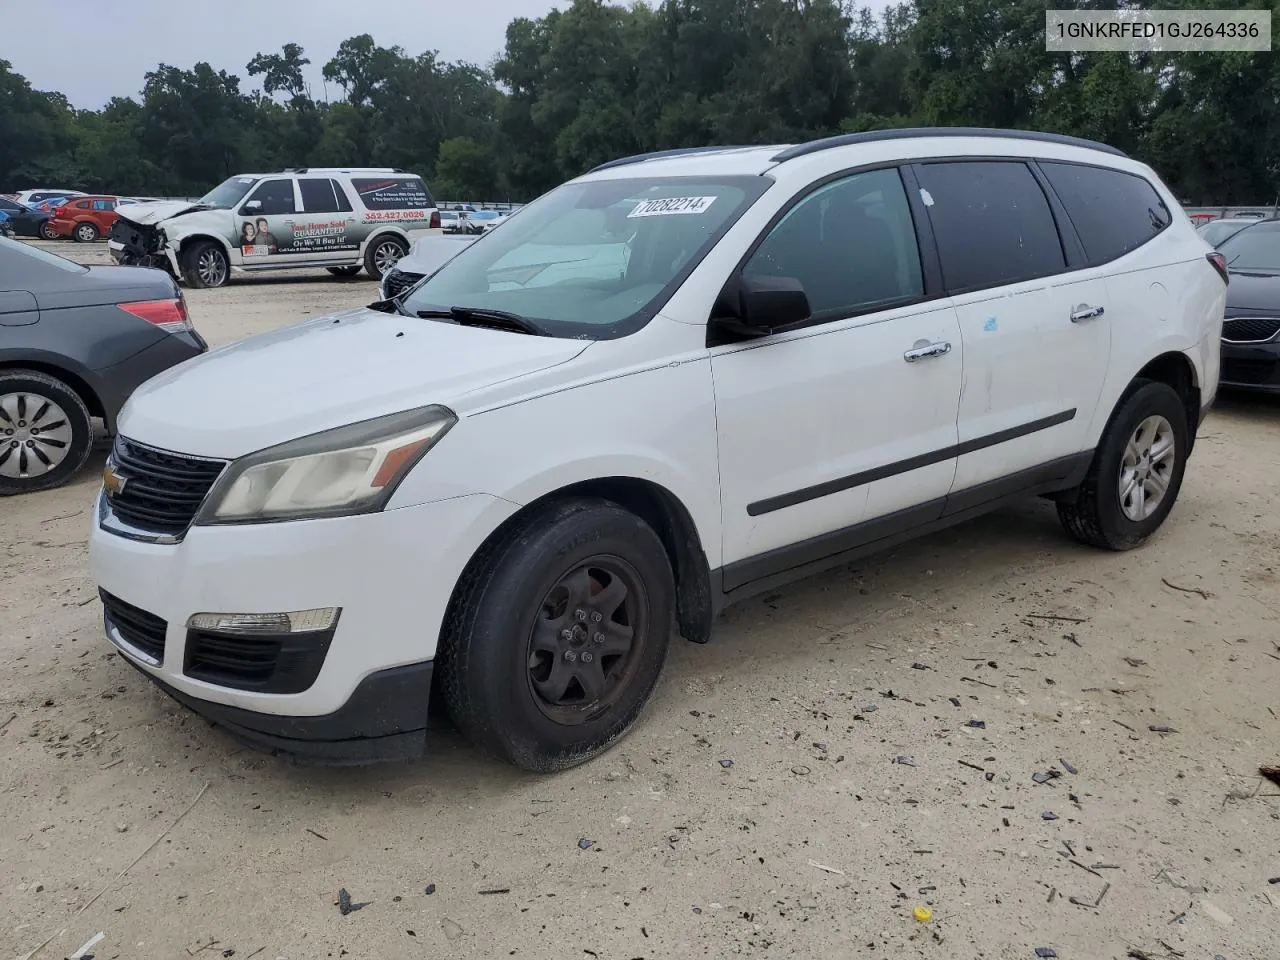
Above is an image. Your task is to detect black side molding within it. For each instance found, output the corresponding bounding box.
[748,409,1076,516]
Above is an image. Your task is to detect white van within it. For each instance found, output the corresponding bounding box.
[107,168,440,288]
[90,129,1224,770]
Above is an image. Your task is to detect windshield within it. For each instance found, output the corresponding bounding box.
[0,235,88,275]
[1218,222,1280,271]
[401,176,769,338]
[198,176,259,209]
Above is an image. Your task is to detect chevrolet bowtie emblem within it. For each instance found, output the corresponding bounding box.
[102,462,128,496]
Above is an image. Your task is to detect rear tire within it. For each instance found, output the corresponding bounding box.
[38,221,58,241]
[438,499,674,772]
[1057,380,1189,550]
[327,266,362,278]
[181,240,229,289]
[0,370,94,496]
[363,234,408,281]
[74,222,99,243]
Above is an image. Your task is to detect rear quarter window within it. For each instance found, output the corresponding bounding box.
[351,177,434,211]
[1039,162,1172,267]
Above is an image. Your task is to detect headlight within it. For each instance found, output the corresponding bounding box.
[195,405,456,524]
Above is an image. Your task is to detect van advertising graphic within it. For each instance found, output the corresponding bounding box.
[353,177,434,224]
[238,217,361,257]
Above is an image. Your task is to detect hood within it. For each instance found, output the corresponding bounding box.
[1225,269,1280,313]
[118,306,591,458]
[116,200,208,226]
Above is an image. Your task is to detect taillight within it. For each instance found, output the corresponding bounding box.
[118,297,192,334]
[429,210,441,229]
[1207,251,1229,285]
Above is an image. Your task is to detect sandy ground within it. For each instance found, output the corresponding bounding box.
[2,240,1279,960]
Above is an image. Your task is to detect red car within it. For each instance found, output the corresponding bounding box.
[48,195,122,242]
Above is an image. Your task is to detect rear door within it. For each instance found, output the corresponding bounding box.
[292,178,360,263]
[911,159,1107,504]
[91,198,117,233]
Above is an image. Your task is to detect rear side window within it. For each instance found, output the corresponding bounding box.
[914,161,1066,293]
[299,178,341,213]
[75,200,91,209]
[1039,162,1172,266]
[351,177,434,211]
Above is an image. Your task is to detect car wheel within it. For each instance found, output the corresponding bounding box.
[438,499,675,772]
[0,370,94,496]
[74,222,99,243]
[363,235,408,281]
[181,240,229,289]
[1057,380,1189,551]
[38,221,58,241]
[326,266,362,278]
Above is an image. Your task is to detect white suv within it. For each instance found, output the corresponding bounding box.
[89,129,1225,769]
[107,168,440,288]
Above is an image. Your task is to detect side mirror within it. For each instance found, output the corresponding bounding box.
[243,199,263,212]
[712,274,811,340]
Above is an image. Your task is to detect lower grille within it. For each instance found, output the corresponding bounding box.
[101,589,167,663]
[105,437,226,538]
[184,627,336,694]
[1221,357,1280,386]
[1223,317,1280,343]
[383,270,424,299]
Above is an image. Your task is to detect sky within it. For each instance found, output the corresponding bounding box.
[5,0,566,108]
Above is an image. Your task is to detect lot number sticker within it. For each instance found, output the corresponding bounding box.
[628,196,717,218]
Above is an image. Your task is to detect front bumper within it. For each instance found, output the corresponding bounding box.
[90,492,514,760]
[1220,339,1280,393]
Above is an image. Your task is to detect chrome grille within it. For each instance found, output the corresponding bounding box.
[104,437,226,538]
[1223,317,1280,343]
[383,269,424,299]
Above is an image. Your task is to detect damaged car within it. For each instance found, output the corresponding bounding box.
[108,168,441,289]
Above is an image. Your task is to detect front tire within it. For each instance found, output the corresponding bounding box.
[438,499,675,772]
[1057,380,1189,550]
[364,235,407,280]
[74,222,99,243]
[327,266,362,278]
[0,370,94,495]
[181,240,229,288]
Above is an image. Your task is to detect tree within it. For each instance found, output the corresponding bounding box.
[247,42,311,100]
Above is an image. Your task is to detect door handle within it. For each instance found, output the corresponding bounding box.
[1070,304,1105,323]
[904,341,952,363]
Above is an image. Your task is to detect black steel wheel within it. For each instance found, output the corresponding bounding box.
[438,498,674,772]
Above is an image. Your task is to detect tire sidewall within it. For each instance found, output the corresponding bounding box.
[0,372,93,495]
[182,241,228,288]
[1092,381,1190,545]
[38,221,57,240]
[458,503,674,769]
[75,223,98,242]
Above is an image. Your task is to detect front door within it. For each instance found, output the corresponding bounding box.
[236,178,300,266]
[711,166,964,592]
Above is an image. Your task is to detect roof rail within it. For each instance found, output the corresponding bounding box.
[588,145,760,174]
[770,127,1128,162]
[281,167,405,174]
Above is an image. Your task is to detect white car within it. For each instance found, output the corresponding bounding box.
[378,233,479,299]
[12,188,85,206]
[107,167,440,288]
[90,129,1225,770]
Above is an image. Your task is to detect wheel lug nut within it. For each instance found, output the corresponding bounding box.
[581,651,593,664]
[574,608,587,622]
[17,421,25,427]
[590,611,602,623]
[560,628,574,642]
[30,428,38,435]
[563,650,577,662]
[593,632,605,644]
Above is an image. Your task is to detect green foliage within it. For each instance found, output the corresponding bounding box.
[0,1,1276,202]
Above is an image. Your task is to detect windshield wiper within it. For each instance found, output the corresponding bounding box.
[416,306,550,336]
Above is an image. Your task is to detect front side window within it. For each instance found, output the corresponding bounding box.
[242,179,295,216]
[1040,161,1171,266]
[743,167,924,317]
[915,160,1067,293]
[401,176,769,339]
[1217,221,1280,272]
